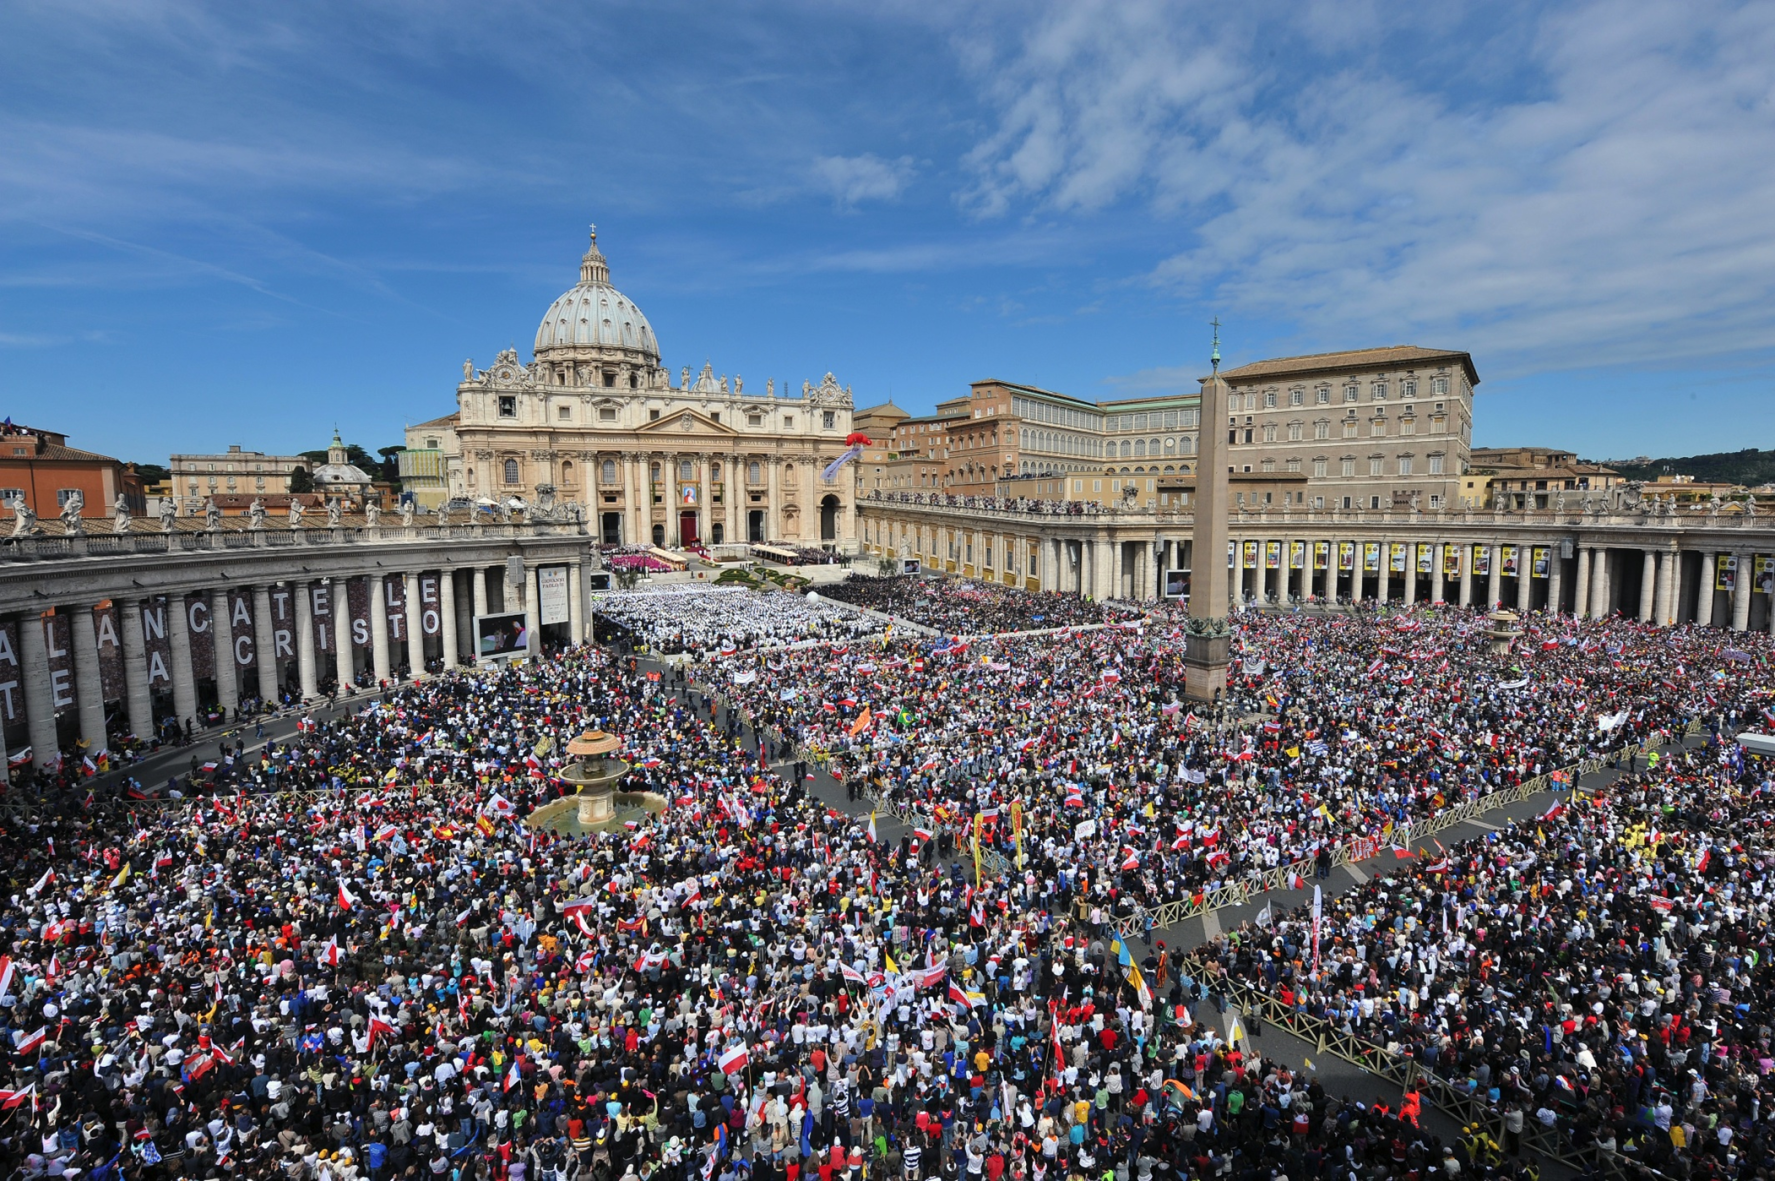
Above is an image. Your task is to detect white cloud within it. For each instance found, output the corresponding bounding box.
[811,153,918,206]
[953,0,1775,376]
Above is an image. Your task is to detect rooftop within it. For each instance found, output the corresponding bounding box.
[1215,345,1478,385]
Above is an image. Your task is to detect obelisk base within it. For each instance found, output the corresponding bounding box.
[1183,631,1231,702]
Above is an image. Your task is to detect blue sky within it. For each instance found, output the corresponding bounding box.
[3,0,1773,468]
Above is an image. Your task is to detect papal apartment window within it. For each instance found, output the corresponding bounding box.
[1313,458,1329,478]
[1369,456,1384,477]
[1428,454,1445,475]
[1398,456,1414,476]
[1286,458,1302,473]
[1371,420,1386,437]
[1343,421,1358,440]
[1316,387,1330,404]
[1344,384,1359,402]
[1432,377,1448,395]
[503,459,520,484]
[1314,420,1330,440]
[1264,390,1277,408]
[1288,422,1303,441]
[1402,380,1417,397]
[1290,390,1304,406]
[1372,381,1387,400]
[498,396,516,417]
[1261,459,1276,473]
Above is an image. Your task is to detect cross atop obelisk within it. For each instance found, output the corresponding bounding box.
[1184,317,1232,701]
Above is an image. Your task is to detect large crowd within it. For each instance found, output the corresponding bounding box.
[817,578,1110,635]
[1206,733,1775,1179]
[1,580,1772,1181]
[593,587,881,657]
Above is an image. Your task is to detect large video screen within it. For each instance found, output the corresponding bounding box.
[475,611,529,658]
[1164,570,1190,599]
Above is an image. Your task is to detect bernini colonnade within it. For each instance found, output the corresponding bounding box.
[858,491,1775,633]
[0,519,594,772]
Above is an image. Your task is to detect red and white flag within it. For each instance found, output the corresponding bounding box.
[12,1027,46,1056]
[718,1044,750,1075]
[337,881,358,910]
[321,937,342,967]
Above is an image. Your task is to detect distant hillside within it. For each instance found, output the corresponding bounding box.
[1608,448,1775,488]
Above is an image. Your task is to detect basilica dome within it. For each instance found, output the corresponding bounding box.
[533,229,660,364]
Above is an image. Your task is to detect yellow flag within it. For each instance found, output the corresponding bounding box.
[884,950,898,975]
[111,862,130,890]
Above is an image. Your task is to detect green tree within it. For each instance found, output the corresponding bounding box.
[288,466,313,493]
[377,446,404,483]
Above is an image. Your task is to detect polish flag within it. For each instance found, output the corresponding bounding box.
[0,1084,35,1109]
[321,937,341,968]
[718,1044,750,1075]
[12,1027,46,1056]
[337,881,358,911]
[0,956,13,997]
[367,1015,396,1046]
[574,951,596,974]
[26,869,52,896]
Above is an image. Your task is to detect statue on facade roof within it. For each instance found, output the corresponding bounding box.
[398,499,416,527]
[112,494,131,535]
[205,498,222,531]
[247,499,266,530]
[326,497,343,528]
[59,490,83,534]
[9,498,38,537]
[365,500,380,527]
[158,496,178,533]
[289,498,304,529]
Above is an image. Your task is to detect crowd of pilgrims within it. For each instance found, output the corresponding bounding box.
[815,580,1109,637]
[1205,732,1775,1180]
[592,588,881,657]
[0,582,1770,1181]
[706,602,1766,913]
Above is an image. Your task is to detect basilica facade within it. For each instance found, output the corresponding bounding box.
[416,230,857,550]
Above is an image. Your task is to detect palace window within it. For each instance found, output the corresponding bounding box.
[1261,459,1276,473]
[1286,458,1302,473]
[1370,420,1386,437]
[1313,458,1329,478]
[1344,384,1359,402]
[1401,379,1417,397]
[601,459,617,484]
[1432,377,1448,395]
[1371,381,1387,400]
[1343,421,1358,439]
[1316,387,1330,404]
[1262,424,1277,443]
[1288,421,1303,441]
[503,458,520,484]
[749,462,762,484]
[1369,456,1384,476]
[1428,454,1445,475]
[1314,420,1330,440]
[56,488,81,506]
[1290,389,1304,406]
[822,411,836,429]
[1398,455,1414,476]
[1264,390,1277,408]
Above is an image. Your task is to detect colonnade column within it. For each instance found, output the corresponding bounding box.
[1694,552,1715,627]
[1548,548,1564,616]
[211,588,239,714]
[1731,553,1753,630]
[19,612,58,769]
[1653,549,1676,626]
[1458,547,1473,608]
[1574,547,1591,619]
[1230,541,1244,606]
[253,585,278,702]
[1377,541,1391,603]
[567,563,583,645]
[441,571,461,664]
[334,580,354,688]
[1589,549,1609,619]
[472,566,489,619]
[1485,545,1501,608]
[70,605,107,752]
[1279,540,1293,604]
[369,574,391,684]
[1638,550,1657,623]
[168,593,199,724]
[1516,542,1534,613]
[524,564,541,658]
[404,573,424,677]
[1403,545,1418,605]
[295,582,319,701]
[122,599,153,739]
[1430,545,1445,604]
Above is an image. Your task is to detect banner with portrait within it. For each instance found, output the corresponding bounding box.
[1291,540,1306,569]
[1363,542,1380,572]
[1443,545,1462,577]
[1531,546,1550,578]
[1265,541,1281,569]
[1314,541,1330,570]
[1243,540,1259,569]
[1501,545,1519,576]
[1338,541,1355,571]
[1755,555,1774,595]
[1717,553,1738,593]
[1388,542,1406,573]
[1417,544,1433,574]
[1472,544,1491,577]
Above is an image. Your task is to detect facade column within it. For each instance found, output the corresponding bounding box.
[1109,538,1123,600]
[1731,552,1753,630]
[70,605,107,752]
[1458,545,1473,608]
[1637,550,1657,623]
[568,562,584,644]
[1230,540,1244,606]
[1694,552,1715,627]
[767,460,781,542]
[525,565,541,658]
[252,585,278,702]
[333,579,354,688]
[441,570,461,664]
[1377,540,1391,603]
[1430,544,1445,604]
[370,574,391,683]
[1548,546,1565,616]
[212,588,239,714]
[1485,545,1501,608]
[19,611,59,770]
[1403,544,1418,605]
[1653,548,1675,626]
[1278,539,1293,604]
[472,566,489,619]
[295,581,320,701]
[1574,547,1591,619]
[1589,548,1609,619]
[122,599,154,740]
[405,572,425,677]
[1516,543,1534,613]
[167,592,199,725]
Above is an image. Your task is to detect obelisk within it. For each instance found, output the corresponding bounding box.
[1184,320,1232,701]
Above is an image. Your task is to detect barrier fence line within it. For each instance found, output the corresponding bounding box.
[1203,973,1667,1180]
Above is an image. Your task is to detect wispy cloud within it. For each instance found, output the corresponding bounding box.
[811,153,918,206]
[952,0,1775,376]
